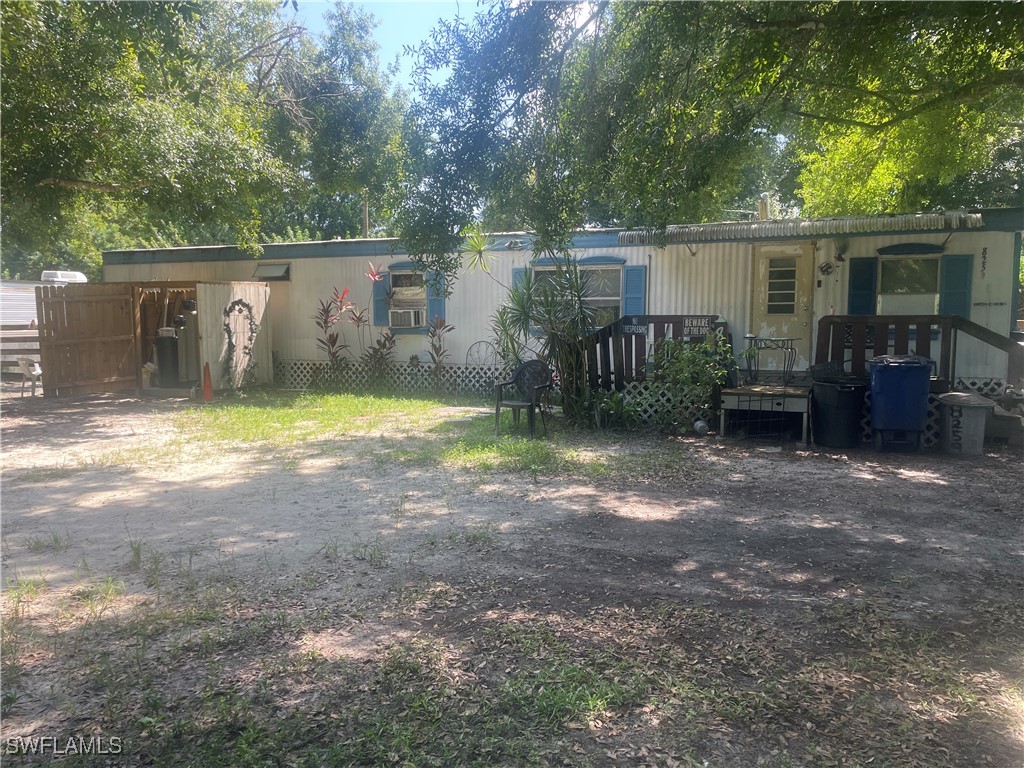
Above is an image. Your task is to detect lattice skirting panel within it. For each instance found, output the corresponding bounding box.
[858,392,941,448]
[275,359,505,397]
[620,380,714,427]
[955,378,1007,397]
[856,380,1005,448]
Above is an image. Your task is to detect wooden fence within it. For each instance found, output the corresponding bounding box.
[815,314,1024,386]
[584,315,729,391]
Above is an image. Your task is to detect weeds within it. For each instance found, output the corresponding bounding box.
[351,538,389,567]
[126,524,145,571]
[24,528,72,553]
[318,535,343,563]
[5,573,47,617]
[390,492,411,518]
[73,577,125,620]
[460,522,498,548]
[9,464,76,484]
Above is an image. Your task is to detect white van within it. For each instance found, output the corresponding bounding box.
[40,270,88,283]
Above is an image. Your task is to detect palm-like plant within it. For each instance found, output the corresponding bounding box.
[497,251,595,422]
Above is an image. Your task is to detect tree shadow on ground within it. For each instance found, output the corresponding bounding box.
[2,398,1021,767]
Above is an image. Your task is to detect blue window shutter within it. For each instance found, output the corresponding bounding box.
[427,269,445,324]
[939,254,972,318]
[372,272,391,326]
[512,267,527,290]
[622,265,647,316]
[847,257,877,315]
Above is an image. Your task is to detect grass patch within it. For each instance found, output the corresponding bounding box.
[173,391,454,447]
[501,661,634,728]
[3,573,1018,768]
[169,389,717,488]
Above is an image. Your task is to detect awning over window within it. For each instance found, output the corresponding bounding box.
[252,263,290,281]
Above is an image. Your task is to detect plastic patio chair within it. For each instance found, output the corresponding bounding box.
[17,357,42,397]
[495,359,553,438]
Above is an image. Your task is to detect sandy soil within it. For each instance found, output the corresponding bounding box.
[1,387,1022,766]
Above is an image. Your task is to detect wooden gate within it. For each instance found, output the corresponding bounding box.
[35,283,138,396]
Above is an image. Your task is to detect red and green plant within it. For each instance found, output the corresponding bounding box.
[312,265,398,390]
[426,315,454,393]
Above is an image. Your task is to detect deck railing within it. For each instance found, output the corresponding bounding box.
[583,315,729,391]
[815,315,1024,386]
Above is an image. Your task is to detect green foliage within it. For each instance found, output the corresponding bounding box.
[426,315,455,393]
[359,331,397,391]
[490,305,528,372]
[1,0,408,270]
[497,254,595,423]
[649,337,736,433]
[396,0,1023,292]
[586,389,640,430]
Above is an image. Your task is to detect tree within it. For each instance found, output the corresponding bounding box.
[0,0,408,278]
[392,1,595,287]
[397,0,1024,290]
[262,2,409,239]
[1,1,295,259]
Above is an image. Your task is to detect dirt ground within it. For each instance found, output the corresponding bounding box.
[1,387,1022,767]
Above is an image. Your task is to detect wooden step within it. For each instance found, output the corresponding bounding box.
[987,404,1024,447]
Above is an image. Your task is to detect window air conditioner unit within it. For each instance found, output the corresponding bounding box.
[389,309,425,328]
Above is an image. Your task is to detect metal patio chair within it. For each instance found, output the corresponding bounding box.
[495,359,553,438]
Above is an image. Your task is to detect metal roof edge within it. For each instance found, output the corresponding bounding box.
[102,229,628,266]
[617,208,1024,246]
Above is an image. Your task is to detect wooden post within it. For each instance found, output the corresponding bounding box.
[133,286,144,393]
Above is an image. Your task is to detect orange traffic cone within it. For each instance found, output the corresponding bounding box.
[202,362,213,402]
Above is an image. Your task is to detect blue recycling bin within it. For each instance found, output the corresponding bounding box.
[869,355,931,449]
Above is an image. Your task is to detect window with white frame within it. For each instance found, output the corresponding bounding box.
[389,271,427,328]
[534,265,622,328]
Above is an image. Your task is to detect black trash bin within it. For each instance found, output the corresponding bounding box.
[155,333,180,387]
[812,380,867,449]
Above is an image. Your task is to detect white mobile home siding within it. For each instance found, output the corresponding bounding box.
[103,209,1022,383]
[832,231,1018,381]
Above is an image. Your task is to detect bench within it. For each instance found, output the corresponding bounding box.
[1,324,41,383]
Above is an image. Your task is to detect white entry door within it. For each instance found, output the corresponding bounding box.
[749,244,815,372]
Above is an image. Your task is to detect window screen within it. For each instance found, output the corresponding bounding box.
[535,266,621,328]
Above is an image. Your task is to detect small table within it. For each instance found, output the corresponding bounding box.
[745,336,800,385]
[720,384,811,447]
